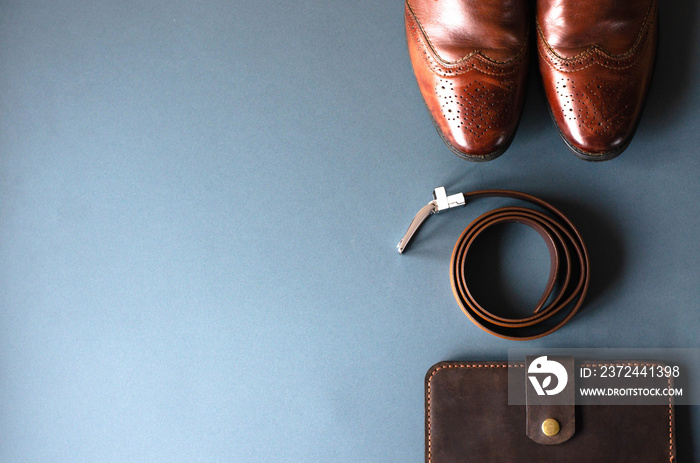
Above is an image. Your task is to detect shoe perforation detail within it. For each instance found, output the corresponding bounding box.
[436,77,515,140]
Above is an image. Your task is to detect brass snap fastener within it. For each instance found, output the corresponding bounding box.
[542,418,560,437]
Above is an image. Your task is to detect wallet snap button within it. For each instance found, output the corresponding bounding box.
[542,418,560,437]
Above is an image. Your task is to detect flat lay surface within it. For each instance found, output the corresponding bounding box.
[1,1,699,461]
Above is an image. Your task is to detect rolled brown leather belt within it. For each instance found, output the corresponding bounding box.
[398,187,590,340]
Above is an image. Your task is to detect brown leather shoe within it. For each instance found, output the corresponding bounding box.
[537,0,658,161]
[405,0,529,161]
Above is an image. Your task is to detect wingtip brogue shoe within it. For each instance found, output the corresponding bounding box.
[537,0,658,161]
[405,0,530,161]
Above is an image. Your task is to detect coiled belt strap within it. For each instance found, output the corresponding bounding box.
[398,187,590,340]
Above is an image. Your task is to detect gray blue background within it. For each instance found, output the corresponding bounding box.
[1,1,698,461]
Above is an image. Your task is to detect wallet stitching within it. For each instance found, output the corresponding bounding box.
[426,362,674,463]
[426,363,523,463]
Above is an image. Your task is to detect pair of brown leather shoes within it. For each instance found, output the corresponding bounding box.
[405,0,658,162]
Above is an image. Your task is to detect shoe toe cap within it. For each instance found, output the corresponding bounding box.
[545,71,647,159]
[424,74,525,161]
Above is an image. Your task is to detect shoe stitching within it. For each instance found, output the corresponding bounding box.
[537,25,652,75]
[404,4,527,160]
[406,6,527,78]
[405,0,529,67]
[537,0,655,61]
[537,12,655,74]
[539,49,646,152]
[536,0,656,70]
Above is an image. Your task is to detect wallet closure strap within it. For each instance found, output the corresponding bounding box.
[525,356,576,445]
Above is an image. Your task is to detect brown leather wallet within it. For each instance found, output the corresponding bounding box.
[426,361,675,462]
